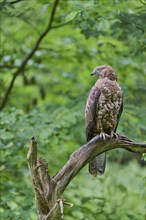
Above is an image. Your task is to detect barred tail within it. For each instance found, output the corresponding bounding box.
[89,153,106,177]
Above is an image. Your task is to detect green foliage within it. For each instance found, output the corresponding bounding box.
[0,103,85,218]
[64,161,145,220]
[0,0,145,219]
[0,105,145,219]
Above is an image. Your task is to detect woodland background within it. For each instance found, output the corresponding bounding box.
[0,0,146,219]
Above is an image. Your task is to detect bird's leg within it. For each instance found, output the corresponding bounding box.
[98,122,109,140]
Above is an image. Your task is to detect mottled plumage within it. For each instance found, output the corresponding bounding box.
[85,65,123,177]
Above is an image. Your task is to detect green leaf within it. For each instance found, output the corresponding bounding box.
[0,129,14,140]
[65,11,78,22]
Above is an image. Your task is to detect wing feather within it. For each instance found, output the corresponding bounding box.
[114,99,123,132]
[85,85,101,141]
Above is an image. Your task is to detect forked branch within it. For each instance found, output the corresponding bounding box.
[27,134,146,220]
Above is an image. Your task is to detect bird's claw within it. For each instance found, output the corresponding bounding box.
[99,132,119,140]
[111,132,119,139]
[100,132,110,140]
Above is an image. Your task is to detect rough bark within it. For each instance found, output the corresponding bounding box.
[27,135,146,220]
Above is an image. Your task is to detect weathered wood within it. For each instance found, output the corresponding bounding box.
[27,137,50,219]
[27,134,146,219]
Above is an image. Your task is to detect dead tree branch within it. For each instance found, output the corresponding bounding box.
[27,135,146,220]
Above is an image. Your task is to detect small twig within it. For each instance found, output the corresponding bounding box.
[51,21,71,29]
[44,202,61,220]
[57,199,64,219]
[56,199,73,219]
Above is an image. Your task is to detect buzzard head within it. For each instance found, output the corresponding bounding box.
[91,65,117,81]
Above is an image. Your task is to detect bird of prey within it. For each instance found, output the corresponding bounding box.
[85,65,123,177]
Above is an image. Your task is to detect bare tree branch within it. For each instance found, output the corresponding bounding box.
[27,134,146,219]
[0,0,64,110]
[53,134,146,195]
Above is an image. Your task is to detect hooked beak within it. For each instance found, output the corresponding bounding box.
[91,67,102,76]
[91,69,98,76]
[91,70,99,76]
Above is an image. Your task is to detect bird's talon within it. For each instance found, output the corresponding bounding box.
[110,132,119,139]
[100,132,109,140]
[113,133,119,139]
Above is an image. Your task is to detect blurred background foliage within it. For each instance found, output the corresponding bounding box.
[0,0,145,219]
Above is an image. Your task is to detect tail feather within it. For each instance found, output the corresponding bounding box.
[89,153,106,177]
